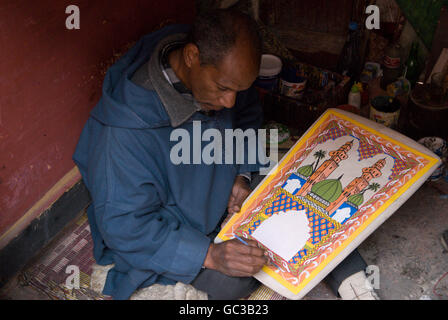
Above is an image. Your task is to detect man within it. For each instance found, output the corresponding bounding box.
[74,9,376,300]
[74,9,267,300]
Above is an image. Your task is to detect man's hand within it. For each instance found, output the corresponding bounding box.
[221,175,251,228]
[203,239,267,277]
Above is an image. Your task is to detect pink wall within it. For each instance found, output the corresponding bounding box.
[0,0,195,237]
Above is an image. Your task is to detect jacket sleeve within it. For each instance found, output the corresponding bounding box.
[89,127,210,284]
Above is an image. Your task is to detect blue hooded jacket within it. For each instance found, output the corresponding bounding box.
[73,24,264,300]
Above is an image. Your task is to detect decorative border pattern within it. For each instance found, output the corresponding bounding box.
[217,109,438,294]
[234,188,342,276]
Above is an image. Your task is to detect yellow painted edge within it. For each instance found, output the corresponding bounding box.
[0,166,82,250]
[217,109,440,294]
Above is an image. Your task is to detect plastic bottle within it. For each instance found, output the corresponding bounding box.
[348,82,362,109]
[381,42,402,90]
[337,22,361,78]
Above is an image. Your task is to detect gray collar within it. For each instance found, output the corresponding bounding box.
[147,33,201,127]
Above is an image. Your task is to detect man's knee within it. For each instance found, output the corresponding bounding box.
[190,269,260,300]
[210,276,260,300]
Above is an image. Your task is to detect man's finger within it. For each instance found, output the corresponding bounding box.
[231,239,265,257]
[227,194,236,208]
[230,259,266,275]
[235,189,250,203]
[245,239,261,248]
[230,205,240,214]
[222,251,267,275]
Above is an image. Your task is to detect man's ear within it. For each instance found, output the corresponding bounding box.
[183,43,200,68]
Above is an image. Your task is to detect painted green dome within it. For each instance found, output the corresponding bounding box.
[297,164,313,177]
[347,193,364,207]
[311,179,342,203]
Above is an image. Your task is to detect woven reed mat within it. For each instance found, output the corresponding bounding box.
[17,212,287,300]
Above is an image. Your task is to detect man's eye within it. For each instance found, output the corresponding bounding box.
[217,86,228,91]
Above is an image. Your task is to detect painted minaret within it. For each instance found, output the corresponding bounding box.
[326,158,386,215]
[297,140,353,197]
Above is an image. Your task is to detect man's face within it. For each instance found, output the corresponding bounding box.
[187,40,260,111]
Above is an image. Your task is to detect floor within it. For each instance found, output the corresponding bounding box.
[1,178,448,300]
[357,178,448,300]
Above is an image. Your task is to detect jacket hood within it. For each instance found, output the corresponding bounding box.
[90,24,191,129]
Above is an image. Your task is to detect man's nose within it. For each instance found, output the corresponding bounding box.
[219,91,236,109]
